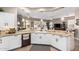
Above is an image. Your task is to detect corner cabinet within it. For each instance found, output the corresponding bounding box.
[56,36,68,51]
[51,35,68,51]
[51,35,74,51]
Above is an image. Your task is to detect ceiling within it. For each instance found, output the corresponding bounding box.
[25,7,62,12]
[18,7,63,13]
[17,7,75,20]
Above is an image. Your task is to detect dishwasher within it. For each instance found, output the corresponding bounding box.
[22,33,31,47]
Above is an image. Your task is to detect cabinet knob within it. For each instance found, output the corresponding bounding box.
[39,36,42,39]
[56,38,58,42]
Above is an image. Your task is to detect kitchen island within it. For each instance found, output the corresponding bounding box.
[0,30,75,51]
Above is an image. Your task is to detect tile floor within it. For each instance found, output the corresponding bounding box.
[15,45,58,51]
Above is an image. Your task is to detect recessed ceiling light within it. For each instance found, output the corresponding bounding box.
[19,7,31,13]
[37,8,46,12]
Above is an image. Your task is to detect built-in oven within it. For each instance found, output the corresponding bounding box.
[22,33,31,47]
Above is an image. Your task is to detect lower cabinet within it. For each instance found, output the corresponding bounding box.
[31,33,51,45]
[0,35,21,51]
[51,35,68,51]
[31,33,41,44]
[41,34,51,45]
[9,35,21,50]
[51,35,57,47]
[56,36,68,51]
[31,33,74,51]
[53,36,68,51]
[0,37,10,50]
[51,35,74,51]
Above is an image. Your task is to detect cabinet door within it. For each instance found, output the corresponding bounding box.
[0,13,15,27]
[8,36,15,50]
[31,33,40,44]
[0,35,21,51]
[0,37,10,51]
[41,34,51,45]
[51,35,58,48]
[31,33,36,44]
[14,35,21,48]
[6,35,21,50]
[37,34,43,44]
[56,36,68,51]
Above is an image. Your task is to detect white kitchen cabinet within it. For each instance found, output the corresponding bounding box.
[0,12,16,29]
[13,35,21,48]
[31,32,74,51]
[51,35,57,47]
[0,35,21,51]
[31,33,51,45]
[31,33,41,44]
[8,35,21,50]
[51,35,74,51]
[0,37,10,51]
[7,36,14,50]
[67,36,74,51]
[56,36,68,51]
[41,34,51,45]
[51,35,68,51]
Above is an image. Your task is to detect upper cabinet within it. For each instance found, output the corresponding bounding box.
[0,12,16,30]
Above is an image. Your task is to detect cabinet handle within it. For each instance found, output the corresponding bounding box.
[0,39,2,44]
[39,36,42,39]
[56,38,58,42]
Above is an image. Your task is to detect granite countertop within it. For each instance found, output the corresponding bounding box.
[0,29,74,38]
[32,30,74,37]
[48,30,74,37]
[0,30,31,38]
